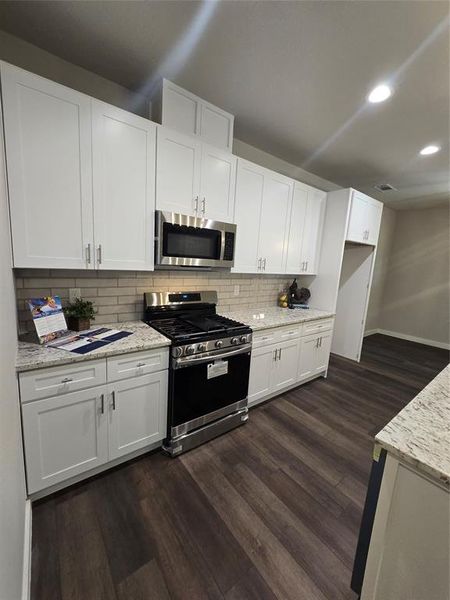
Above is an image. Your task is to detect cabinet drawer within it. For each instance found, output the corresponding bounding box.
[19,360,107,403]
[107,348,169,382]
[253,325,301,348]
[302,318,334,337]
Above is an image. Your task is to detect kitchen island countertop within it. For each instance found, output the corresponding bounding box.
[376,364,450,487]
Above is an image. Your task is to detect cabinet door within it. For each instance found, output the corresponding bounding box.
[302,188,326,274]
[366,199,383,245]
[298,334,320,381]
[200,144,236,222]
[161,80,200,137]
[271,339,300,393]
[347,193,370,244]
[156,127,201,215]
[199,102,234,151]
[108,371,168,460]
[285,183,308,274]
[315,331,332,373]
[258,172,293,273]
[232,160,264,273]
[1,62,93,269]
[22,387,108,493]
[248,344,275,406]
[92,101,156,270]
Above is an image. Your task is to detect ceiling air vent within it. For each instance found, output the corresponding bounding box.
[374,183,397,192]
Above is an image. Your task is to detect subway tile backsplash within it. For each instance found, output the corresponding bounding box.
[15,269,290,334]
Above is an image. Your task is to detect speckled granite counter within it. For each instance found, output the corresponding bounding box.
[218,307,335,331]
[16,322,170,373]
[376,365,450,487]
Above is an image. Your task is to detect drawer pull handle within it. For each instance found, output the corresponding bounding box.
[61,378,73,384]
[136,362,146,368]
[100,394,105,414]
[111,391,116,411]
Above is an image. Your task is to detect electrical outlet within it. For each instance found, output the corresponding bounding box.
[69,288,81,303]
[233,285,240,296]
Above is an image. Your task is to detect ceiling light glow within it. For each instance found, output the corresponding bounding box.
[368,84,392,103]
[419,145,440,156]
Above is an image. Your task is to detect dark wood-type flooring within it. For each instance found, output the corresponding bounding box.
[31,334,449,600]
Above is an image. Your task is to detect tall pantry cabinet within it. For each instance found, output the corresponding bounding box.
[309,188,383,362]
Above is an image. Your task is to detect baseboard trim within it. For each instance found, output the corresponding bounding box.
[364,328,449,350]
[22,499,32,600]
[364,329,379,337]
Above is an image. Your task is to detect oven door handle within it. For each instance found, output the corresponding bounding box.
[173,344,252,369]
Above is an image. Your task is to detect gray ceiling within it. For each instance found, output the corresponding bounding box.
[0,0,449,209]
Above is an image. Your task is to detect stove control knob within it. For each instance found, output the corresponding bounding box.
[173,346,183,358]
[185,345,195,355]
[230,337,239,345]
[197,343,206,353]
[215,340,223,349]
[240,335,248,344]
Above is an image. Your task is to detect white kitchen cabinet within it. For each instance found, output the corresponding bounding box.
[301,187,326,274]
[298,331,332,381]
[233,160,265,273]
[258,171,293,273]
[156,79,234,151]
[156,127,236,221]
[108,371,168,460]
[347,191,382,245]
[199,144,236,222]
[1,61,94,269]
[286,183,326,275]
[92,101,156,270]
[271,338,300,393]
[248,345,275,405]
[22,386,108,493]
[156,126,202,216]
[233,159,293,274]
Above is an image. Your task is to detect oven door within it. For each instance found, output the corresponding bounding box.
[169,345,251,437]
[155,210,235,268]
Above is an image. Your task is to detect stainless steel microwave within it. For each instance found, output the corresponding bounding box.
[155,211,236,268]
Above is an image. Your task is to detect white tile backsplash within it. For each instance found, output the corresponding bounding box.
[15,269,290,333]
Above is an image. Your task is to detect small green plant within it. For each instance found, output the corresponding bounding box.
[64,297,96,320]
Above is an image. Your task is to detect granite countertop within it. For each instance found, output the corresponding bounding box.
[376,365,450,487]
[16,321,171,373]
[219,306,335,331]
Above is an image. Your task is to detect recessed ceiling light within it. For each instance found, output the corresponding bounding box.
[419,145,440,156]
[367,84,392,103]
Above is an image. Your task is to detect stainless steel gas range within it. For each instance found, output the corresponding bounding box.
[144,291,252,456]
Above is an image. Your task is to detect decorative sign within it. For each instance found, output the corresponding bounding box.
[28,296,67,344]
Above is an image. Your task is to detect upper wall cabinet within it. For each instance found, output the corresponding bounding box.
[286,182,326,275]
[92,101,156,271]
[1,63,157,271]
[346,191,383,245]
[156,127,236,222]
[154,79,234,152]
[233,159,293,273]
[1,61,94,269]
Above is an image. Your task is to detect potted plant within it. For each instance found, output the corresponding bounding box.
[64,297,96,332]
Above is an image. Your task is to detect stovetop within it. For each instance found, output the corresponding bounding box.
[146,313,250,343]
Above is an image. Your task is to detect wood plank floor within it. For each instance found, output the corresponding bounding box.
[30,335,449,600]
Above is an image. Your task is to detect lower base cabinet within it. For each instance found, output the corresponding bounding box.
[298,331,332,381]
[20,349,169,495]
[248,321,333,408]
[22,387,109,494]
[108,372,168,460]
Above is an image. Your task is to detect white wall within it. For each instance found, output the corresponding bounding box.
[0,103,27,599]
[365,207,397,332]
[378,205,450,347]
